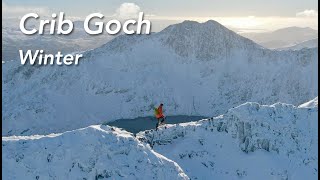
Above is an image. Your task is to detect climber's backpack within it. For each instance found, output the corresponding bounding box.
[154,108,159,117]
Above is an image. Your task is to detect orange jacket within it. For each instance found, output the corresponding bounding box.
[156,106,164,119]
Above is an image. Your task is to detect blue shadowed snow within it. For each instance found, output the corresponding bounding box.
[105,115,207,134]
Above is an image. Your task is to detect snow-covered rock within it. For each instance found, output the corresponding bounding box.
[2,125,188,180]
[299,96,318,108]
[2,20,318,136]
[137,100,318,179]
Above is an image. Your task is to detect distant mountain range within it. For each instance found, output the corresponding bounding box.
[278,38,318,51]
[2,21,116,62]
[241,27,318,49]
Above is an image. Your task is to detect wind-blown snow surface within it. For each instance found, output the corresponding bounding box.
[137,100,318,179]
[2,20,318,136]
[2,125,188,180]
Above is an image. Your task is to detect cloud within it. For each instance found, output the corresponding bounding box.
[115,3,141,19]
[296,9,318,18]
[2,2,51,18]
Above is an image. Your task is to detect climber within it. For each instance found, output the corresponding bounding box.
[154,103,165,130]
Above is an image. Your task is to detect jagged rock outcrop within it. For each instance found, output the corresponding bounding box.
[137,100,318,179]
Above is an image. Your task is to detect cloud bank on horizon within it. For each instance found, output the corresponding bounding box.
[296,9,318,17]
[2,1,318,32]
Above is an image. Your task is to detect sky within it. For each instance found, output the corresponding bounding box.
[2,0,318,32]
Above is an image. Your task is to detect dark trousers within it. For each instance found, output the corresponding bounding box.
[156,117,165,129]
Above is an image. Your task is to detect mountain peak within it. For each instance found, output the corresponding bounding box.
[170,19,224,30]
[273,26,317,34]
[95,19,261,60]
[157,19,260,60]
[180,20,200,25]
[203,19,222,25]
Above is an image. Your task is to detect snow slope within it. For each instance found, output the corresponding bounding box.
[137,100,318,179]
[2,20,318,136]
[2,125,188,180]
[299,97,318,108]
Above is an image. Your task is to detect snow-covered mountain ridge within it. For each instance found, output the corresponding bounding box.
[299,97,318,108]
[137,97,318,179]
[3,98,317,179]
[2,125,188,180]
[2,20,318,136]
